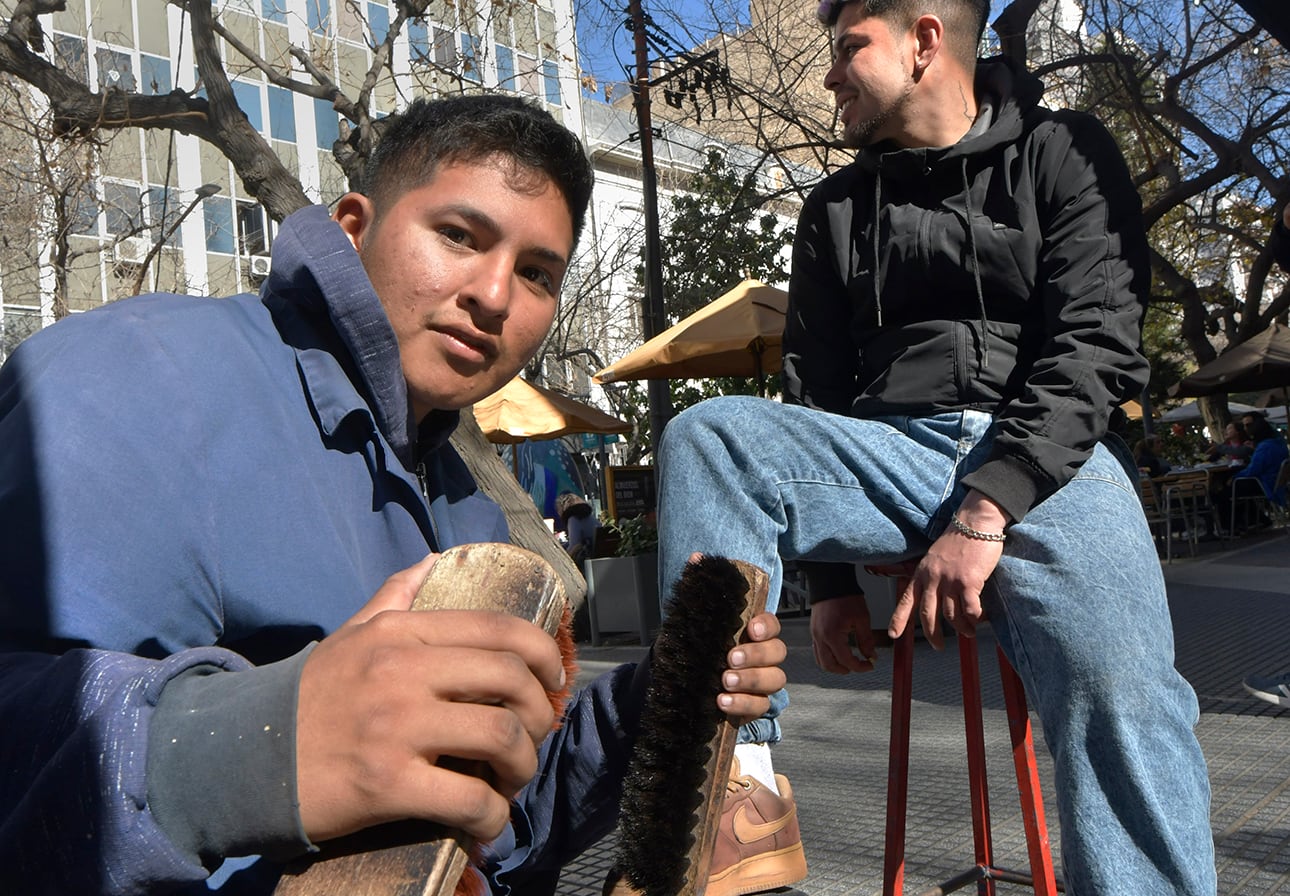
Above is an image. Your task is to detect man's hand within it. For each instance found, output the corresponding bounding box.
[716,611,788,722]
[888,490,1008,650]
[809,593,877,674]
[295,556,565,844]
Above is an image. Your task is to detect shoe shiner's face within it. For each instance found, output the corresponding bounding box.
[335,158,572,418]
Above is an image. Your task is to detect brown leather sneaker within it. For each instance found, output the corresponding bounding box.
[705,758,808,896]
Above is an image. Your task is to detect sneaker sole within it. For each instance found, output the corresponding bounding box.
[1243,682,1290,708]
[706,843,808,896]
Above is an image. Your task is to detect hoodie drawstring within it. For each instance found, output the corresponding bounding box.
[961,159,989,368]
[872,174,883,327]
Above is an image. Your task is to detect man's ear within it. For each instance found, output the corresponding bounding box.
[332,192,376,253]
[911,13,945,74]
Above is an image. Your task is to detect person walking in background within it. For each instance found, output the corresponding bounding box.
[653,0,1217,893]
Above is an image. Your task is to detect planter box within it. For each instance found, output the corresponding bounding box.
[584,553,660,646]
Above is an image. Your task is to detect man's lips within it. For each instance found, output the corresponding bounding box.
[435,325,496,361]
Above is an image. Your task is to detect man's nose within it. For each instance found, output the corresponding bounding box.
[464,255,512,318]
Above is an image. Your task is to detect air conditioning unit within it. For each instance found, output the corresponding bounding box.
[112,238,148,265]
[249,255,272,278]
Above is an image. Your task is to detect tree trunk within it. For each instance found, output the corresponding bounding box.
[449,409,587,614]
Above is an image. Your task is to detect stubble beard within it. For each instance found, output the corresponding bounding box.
[841,78,915,149]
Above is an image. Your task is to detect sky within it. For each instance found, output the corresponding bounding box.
[574,0,1013,100]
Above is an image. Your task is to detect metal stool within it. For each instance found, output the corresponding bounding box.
[883,611,1063,896]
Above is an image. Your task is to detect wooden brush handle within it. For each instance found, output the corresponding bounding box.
[273,543,567,896]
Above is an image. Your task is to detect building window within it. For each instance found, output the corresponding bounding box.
[204,196,236,254]
[307,0,331,35]
[460,33,481,82]
[495,44,515,88]
[147,185,183,247]
[261,0,287,24]
[140,53,172,94]
[366,0,389,44]
[103,181,146,238]
[51,33,87,81]
[95,46,136,92]
[237,201,271,256]
[232,80,264,132]
[542,60,560,105]
[68,182,100,237]
[267,86,296,141]
[314,98,341,150]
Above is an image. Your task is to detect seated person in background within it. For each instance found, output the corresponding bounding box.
[1205,421,1254,466]
[556,491,598,562]
[1136,435,1173,478]
[1233,414,1290,506]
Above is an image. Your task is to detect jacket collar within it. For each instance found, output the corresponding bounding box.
[262,205,459,466]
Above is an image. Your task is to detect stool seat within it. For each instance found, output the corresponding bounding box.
[884,624,1063,896]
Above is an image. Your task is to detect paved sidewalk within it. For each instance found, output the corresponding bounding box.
[558,529,1290,895]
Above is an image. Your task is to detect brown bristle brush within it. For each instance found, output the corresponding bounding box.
[603,555,769,896]
[273,543,575,896]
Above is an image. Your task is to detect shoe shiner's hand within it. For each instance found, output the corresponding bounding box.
[718,612,787,723]
[889,491,1007,650]
[295,555,565,845]
[810,592,878,674]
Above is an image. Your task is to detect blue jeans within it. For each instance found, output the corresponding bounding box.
[656,397,1215,896]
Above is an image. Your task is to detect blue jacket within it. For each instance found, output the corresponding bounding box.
[0,207,639,894]
[1235,436,1289,506]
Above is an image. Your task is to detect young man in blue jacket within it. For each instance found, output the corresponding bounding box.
[655,0,1216,893]
[0,94,787,895]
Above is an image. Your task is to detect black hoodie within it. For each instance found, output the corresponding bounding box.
[784,56,1150,525]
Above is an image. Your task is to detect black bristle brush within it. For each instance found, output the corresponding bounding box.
[605,555,769,896]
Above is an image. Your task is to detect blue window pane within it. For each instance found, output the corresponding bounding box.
[140,54,171,94]
[267,86,296,141]
[232,81,263,132]
[408,19,428,62]
[52,33,87,80]
[367,1,389,43]
[495,44,514,87]
[308,0,330,34]
[204,196,235,254]
[261,0,287,23]
[147,186,181,247]
[96,47,136,92]
[314,98,340,150]
[461,33,481,81]
[543,60,560,105]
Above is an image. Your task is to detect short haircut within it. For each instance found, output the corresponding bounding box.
[817,0,989,64]
[362,94,595,248]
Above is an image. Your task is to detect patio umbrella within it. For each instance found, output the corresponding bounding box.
[473,376,631,444]
[1168,323,1290,398]
[592,279,788,385]
[1160,400,1287,425]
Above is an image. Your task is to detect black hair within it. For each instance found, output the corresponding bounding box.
[817,0,989,61]
[1246,414,1276,442]
[362,94,595,248]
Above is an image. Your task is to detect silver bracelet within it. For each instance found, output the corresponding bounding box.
[950,515,1007,543]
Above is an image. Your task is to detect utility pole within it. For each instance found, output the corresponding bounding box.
[628,0,674,465]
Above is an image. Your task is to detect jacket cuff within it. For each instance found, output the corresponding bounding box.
[146,646,316,868]
[798,561,861,602]
[959,454,1043,524]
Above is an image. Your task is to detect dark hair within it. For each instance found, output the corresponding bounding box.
[1246,414,1276,442]
[362,94,595,248]
[816,0,989,61]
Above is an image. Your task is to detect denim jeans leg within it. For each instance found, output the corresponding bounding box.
[656,396,962,744]
[984,443,1215,896]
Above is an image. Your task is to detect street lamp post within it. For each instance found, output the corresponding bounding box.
[131,183,221,295]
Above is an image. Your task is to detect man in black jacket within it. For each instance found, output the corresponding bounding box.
[654,0,1217,893]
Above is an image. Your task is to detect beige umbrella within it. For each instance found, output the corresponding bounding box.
[592,279,788,385]
[1121,399,1144,420]
[473,377,632,445]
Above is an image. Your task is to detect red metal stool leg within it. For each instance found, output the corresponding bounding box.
[884,625,915,896]
[879,618,1062,895]
[997,646,1059,896]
